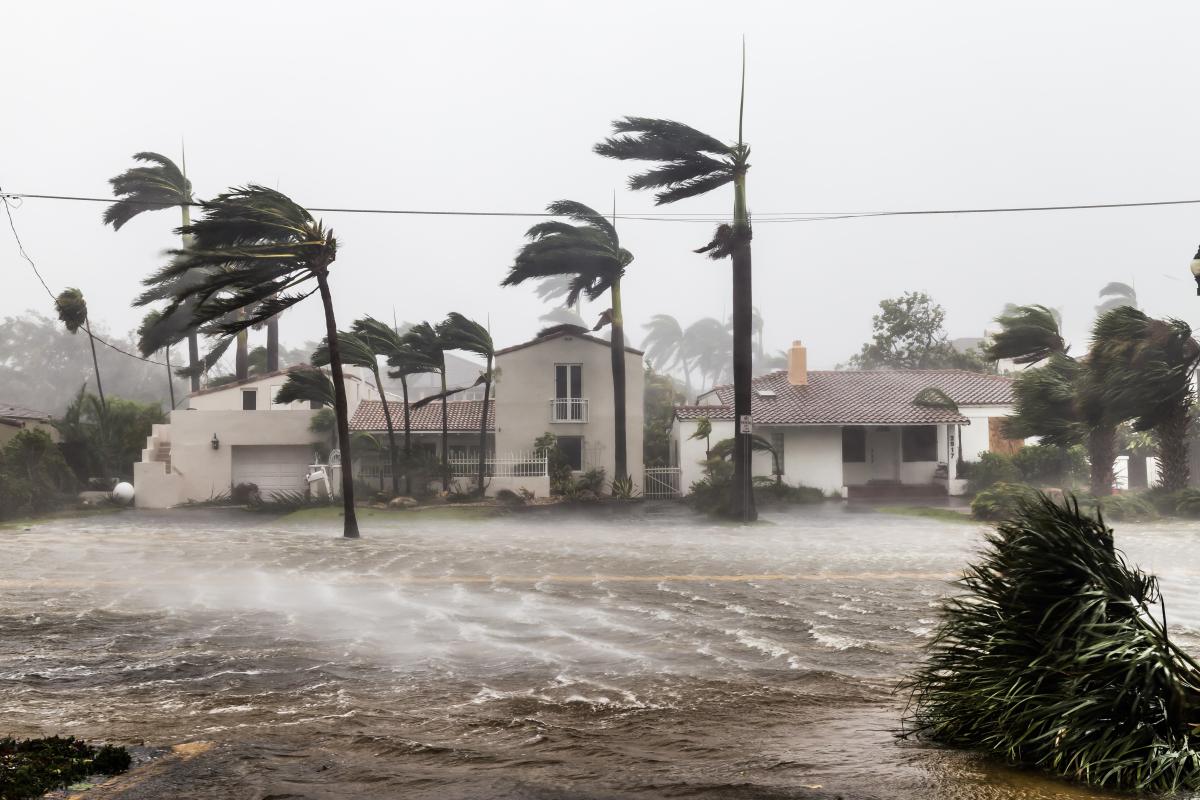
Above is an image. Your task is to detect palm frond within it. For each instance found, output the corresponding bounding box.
[273,366,336,407]
[54,288,88,333]
[103,151,192,230]
[986,304,1067,365]
[311,331,379,372]
[438,312,493,360]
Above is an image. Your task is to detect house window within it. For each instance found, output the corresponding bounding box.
[842,426,866,463]
[771,432,785,474]
[902,426,938,462]
[242,390,257,411]
[557,435,583,471]
[554,364,584,421]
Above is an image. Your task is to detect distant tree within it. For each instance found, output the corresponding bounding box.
[684,317,733,391]
[1096,281,1138,315]
[438,313,495,496]
[643,365,685,467]
[848,292,989,371]
[402,322,450,492]
[0,428,75,518]
[55,387,165,483]
[54,288,106,409]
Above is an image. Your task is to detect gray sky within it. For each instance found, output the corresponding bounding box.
[6,0,1200,369]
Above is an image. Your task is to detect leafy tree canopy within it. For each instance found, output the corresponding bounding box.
[846,292,990,371]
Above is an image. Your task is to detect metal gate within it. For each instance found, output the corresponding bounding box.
[643,467,682,499]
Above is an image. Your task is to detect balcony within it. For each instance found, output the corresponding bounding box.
[549,397,589,423]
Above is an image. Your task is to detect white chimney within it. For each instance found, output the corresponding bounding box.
[788,340,808,386]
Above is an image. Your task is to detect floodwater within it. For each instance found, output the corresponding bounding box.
[3,504,1199,799]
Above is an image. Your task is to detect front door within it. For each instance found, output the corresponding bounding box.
[866,427,899,482]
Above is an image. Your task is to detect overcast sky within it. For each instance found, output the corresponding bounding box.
[6,0,1200,369]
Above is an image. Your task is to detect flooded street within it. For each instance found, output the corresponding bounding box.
[3,504,1198,799]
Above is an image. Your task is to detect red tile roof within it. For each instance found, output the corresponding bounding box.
[350,399,495,432]
[0,403,52,422]
[680,370,1014,426]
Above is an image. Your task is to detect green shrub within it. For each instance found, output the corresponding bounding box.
[752,476,824,504]
[1011,443,1088,487]
[965,452,1021,495]
[0,429,75,520]
[686,457,733,514]
[1094,493,1158,522]
[904,494,1200,793]
[609,475,639,499]
[534,432,574,495]
[575,468,606,494]
[1175,488,1200,518]
[970,482,1038,520]
[0,736,131,799]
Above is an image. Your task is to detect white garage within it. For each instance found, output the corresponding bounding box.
[230,445,312,497]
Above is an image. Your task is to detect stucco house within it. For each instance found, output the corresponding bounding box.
[0,403,57,447]
[670,341,1018,498]
[134,368,379,508]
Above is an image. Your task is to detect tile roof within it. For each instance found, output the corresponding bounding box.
[0,403,52,421]
[680,370,1015,426]
[495,327,644,357]
[350,399,495,432]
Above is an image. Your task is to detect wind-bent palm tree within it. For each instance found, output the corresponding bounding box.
[1096,281,1138,315]
[144,186,359,538]
[275,365,337,407]
[352,316,437,496]
[502,200,634,482]
[985,304,1068,365]
[313,331,400,497]
[1090,307,1200,491]
[595,66,755,520]
[55,288,105,409]
[138,309,177,409]
[439,313,495,497]
[402,321,450,492]
[685,317,733,392]
[642,314,692,397]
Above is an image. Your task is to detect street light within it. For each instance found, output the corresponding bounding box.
[1191,245,1200,295]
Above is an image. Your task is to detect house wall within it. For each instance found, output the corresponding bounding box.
[672,417,734,492]
[188,369,377,416]
[135,409,321,508]
[958,404,1014,461]
[770,426,844,495]
[0,419,58,447]
[494,336,644,489]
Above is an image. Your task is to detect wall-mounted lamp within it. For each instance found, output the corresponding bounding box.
[211,433,220,450]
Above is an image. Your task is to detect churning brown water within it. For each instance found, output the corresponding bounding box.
[3,504,1197,799]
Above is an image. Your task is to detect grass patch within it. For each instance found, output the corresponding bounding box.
[0,736,130,799]
[876,505,971,524]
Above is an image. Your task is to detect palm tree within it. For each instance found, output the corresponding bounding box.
[439,313,495,497]
[104,151,208,392]
[275,365,337,406]
[502,200,634,482]
[1096,281,1138,315]
[144,186,359,538]
[642,314,692,397]
[54,288,105,409]
[137,309,177,409]
[595,68,755,520]
[684,317,733,392]
[985,304,1068,365]
[402,321,450,492]
[1089,307,1200,492]
[313,331,401,497]
[351,316,437,497]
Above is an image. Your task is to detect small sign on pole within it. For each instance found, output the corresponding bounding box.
[739,414,753,434]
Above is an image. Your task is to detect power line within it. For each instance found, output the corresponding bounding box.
[0,187,170,368]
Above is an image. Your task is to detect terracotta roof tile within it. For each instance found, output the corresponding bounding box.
[680,370,1014,426]
[0,403,52,421]
[350,399,494,432]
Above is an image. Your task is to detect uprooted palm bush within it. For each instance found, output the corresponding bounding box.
[903,494,1200,792]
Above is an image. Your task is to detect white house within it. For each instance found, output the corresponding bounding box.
[134,368,379,508]
[670,341,1019,498]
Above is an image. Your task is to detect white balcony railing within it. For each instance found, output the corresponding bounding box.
[549,397,589,423]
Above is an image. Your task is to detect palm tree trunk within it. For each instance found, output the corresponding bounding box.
[235,328,249,381]
[165,347,176,409]
[315,272,359,538]
[180,203,201,393]
[1088,426,1116,497]
[727,172,757,522]
[373,365,400,497]
[610,277,628,482]
[401,375,413,496]
[267,317,280,372]
[82,317,106,410]
[440,368,449,492]
[1155,402,1192,491]
[478,356,492,498]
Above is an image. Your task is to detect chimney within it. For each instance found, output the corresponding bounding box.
[788,340,808,386]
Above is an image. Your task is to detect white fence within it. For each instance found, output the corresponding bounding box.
[549,397,589,423]
[446,452,548,478]
[644,467,683,499]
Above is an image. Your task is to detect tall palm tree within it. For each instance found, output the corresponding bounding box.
[595,65,755,520]
[439,313,495,497]
[1096,281,1138,315]
[402,321,450,492]
[274,365,336,407]
[144,186,359,538]
[1089,307,1200,492]
[502,200,634,482]
[642,314,692,398]
[351,316,437,496]
[54,288,105,409]
[313,331,400,497]
[137,309,177,409]
[104,151,206,392]
[685,317,733,392]
[985,304,1068,365]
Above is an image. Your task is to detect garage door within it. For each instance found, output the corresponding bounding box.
[231,445,312,497]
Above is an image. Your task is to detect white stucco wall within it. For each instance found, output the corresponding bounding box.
[770,426,844,495]
[672,417,735,493]
[187,369,377,416]
[494,335,644,489]
[957,404,1014,462]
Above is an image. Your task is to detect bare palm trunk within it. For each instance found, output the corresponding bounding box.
[180,203,201,393]
[610,277,628,482]
[82,317,106,410]
[401,375,413,496]
[1155,401,1192,491]
[727,171,756,522]
[478,356,492,498]
[267,317,280,372]
[235,328,249,381]
[1088,426,1116,497]
[440,368,449,492]
[372,366,400,497]
[165,346,176,409]
[316,272,359,538]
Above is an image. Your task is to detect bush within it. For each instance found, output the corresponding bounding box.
[752,476,824,504]
[686,456,733,514]
[1174,488,1200,518]
[1094,493,1158,522]
[0,429,75,520]
[575,468,606,494]
[904,494,1200,793]
[970,482,1038,520]
[1011,443,1088,488]
[964,452,1021,495]
[533,432,574,495]
[0,736,131,799]
[609,475,639,499]
[495,489,526,506]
